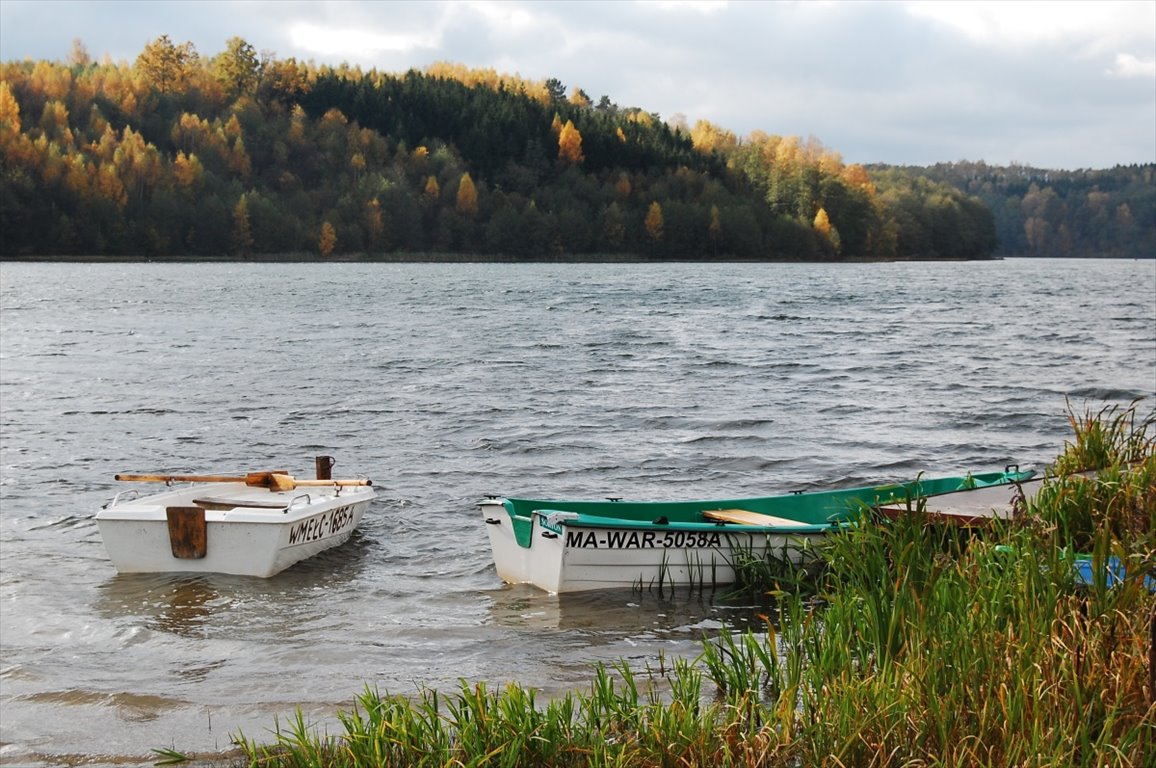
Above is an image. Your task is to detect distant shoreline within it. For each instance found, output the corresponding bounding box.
[0,253,1023,264]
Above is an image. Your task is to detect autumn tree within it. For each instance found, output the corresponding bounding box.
[558,120,584,165]
[422,175,440,207]
[171,151,204,195]
[135,35,198,94]
[456,172,478,215]
[260,56,309,105]
[568,87,591,108]
[67,38,92,69]
[813,206,840,253]
[212,37,261,99]
[0,81,21,137]
[690,119,737,154]
[319,221,337,257]
[645,201,664,244]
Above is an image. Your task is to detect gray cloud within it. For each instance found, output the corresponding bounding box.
[1,0,1152,169]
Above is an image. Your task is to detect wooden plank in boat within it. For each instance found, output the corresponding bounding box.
[193,496,288,511]
[703,508,807,527]
[875,478,1049,525]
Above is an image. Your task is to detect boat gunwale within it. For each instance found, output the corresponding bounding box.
[482,468,1036,549]
[529,508,835,533]
[96,484,376,524]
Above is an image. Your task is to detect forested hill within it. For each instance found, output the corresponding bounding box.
[873,162,1155,259]
[0,36,1149,261]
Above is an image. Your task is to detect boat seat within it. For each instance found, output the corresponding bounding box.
[703,508,806,527]
[193,497,288,511]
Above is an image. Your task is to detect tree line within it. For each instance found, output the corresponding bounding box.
[1,36,1142,261]
[873,161,1155,259]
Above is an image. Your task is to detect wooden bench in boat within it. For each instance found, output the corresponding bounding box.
[703,508,808,527]
[193,497,289,511]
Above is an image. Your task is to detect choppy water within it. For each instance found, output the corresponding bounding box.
[1,258,1153,765]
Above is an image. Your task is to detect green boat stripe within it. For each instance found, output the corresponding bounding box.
[533,510,831,534]
[496,469,1035,548]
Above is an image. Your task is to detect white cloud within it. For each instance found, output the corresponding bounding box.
[643,0,730,14]
[903,0,1152,52]
[1108,52,1156,78]
[459,0,541,32]
[288,22,439,57]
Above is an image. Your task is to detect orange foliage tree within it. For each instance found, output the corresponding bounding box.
[456,172,478,215]
[558,120,584,166]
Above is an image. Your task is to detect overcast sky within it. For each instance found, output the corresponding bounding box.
[1,0,1153,170]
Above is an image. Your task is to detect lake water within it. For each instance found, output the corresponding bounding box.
[1,258,1153,765]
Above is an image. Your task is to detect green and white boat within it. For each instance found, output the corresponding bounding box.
[480,467,1034,593]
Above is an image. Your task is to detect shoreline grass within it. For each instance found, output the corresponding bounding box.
[164,401,1155,767]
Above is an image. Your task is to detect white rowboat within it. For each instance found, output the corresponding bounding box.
[97,458,375,577]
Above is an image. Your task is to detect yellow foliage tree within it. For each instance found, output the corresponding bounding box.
[645,201,664,243]
[568,86,591,108]
[558,120,584,165]
[223,114,243,140]
[319,221,337,257]
[135,35,198,94]
[456,172,478,215]
[172,151,204,193]
[841,163,877,196]
[227,135,252,178]
[97,162,127,209]
[171,112,210,154]
[690,120,737,154]
[422,175,440,206]
[813,207,841,252]
[0,80,22,138]
[813,207,832,237]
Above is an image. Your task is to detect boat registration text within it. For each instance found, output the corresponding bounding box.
[287,505,358,545]
[564,530,723,550]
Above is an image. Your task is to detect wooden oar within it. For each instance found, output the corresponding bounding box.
[115,472,372,491]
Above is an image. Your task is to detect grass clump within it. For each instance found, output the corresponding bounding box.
[195,401,1153,768]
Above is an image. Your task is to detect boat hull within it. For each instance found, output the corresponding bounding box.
[97,482,375,577]
[482,502,828,593]
[480,468,1034,593]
